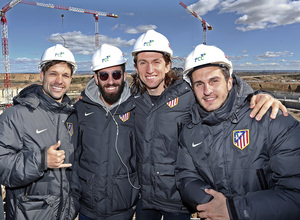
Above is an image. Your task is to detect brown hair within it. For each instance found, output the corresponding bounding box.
[41,60,74,75]
[190,64,231,85]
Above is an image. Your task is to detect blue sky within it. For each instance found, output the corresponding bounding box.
[1,0,300,73]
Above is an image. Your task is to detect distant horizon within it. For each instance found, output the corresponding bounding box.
[2,69,300,75]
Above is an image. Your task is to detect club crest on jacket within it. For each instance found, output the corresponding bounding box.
[119,112,130,122]
[233,129,249,150]
[167,97,179,108]
[67,122,74,136]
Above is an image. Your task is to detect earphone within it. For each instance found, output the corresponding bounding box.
[108,100,141,190]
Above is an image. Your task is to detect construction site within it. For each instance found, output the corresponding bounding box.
[1,0,300,116]
[1,1,300,220]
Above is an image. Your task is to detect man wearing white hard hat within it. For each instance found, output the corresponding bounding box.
[0,44,78,219]
[71,44,139,220]
[131,30,287,220]
[176,44,300,220]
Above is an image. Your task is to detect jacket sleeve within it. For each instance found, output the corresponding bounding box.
[231,114,300,220]
[69,111,82,214]
[0,108,44,188]
[175,132,212,210]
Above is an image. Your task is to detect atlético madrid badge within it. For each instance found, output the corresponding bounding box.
[233,129,249,150]
[67,122,73,136]
[167,97,179,108]
[119,112,130,122]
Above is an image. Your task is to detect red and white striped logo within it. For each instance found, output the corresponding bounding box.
[119,112,130,122]
[167,97,179,108]
[233,129,249,150]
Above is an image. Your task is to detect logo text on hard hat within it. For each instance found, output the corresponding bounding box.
[55,52,65,57]
[102,55,110,63]
[194,53,206,62]
[143,40,154,47]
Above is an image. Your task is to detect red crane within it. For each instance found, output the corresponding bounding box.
[180,1,212,45]
[1,1,117,108]
[20,0,118,49]
[1,0,22,108]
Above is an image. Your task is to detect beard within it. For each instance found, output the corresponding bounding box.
[98,80,125,105]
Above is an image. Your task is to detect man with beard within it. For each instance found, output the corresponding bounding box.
[71,44,139,220]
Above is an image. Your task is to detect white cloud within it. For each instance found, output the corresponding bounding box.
[13,58,39,63]
[256,51,293,60]
[189,0,221,16]
[191,0,300,31]
[123,12,134,16]
[48,31,134,55]
[259,62,280,66]
[229,54,249,61]
[219,0,300,31]
[125,25,157,34]
[112,24,119,30]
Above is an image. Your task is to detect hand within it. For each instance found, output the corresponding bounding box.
[196,189,230,220]
[249,94,288,121]
[75,95,83,102]
[47,140,72,169]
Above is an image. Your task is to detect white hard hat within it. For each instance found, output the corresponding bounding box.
[91,44,127,71]
[183,44,233,85]
[132,30,173,57]
[39,44,77,73]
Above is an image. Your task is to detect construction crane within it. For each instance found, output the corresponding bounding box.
[1,1,117,109]
[20,0,118,49]
[179,1,212,45]
[1,0,22,108]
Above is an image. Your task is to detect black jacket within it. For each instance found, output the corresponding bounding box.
[0,84,76,220]
[134,78,196,213]
[72,78,139,219]
[176,75,300,219]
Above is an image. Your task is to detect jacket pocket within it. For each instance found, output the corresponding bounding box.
[111,172,139,212]
[153,164,181,203]
[16,194,60,220]
[77,166,96,210]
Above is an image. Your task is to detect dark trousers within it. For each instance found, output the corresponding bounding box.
[0,193,4,220]
[79,209,135,220]
[135,199,191,220]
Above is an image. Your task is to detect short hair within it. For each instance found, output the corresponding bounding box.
[190,64,231,85]
[41,60,74,75]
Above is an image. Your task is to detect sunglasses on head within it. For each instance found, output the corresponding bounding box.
[98,70,122,81]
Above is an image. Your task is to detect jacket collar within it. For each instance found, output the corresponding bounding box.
[136,78,191,103]
[13,84,73,113]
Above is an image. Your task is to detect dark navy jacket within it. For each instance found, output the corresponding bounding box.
[176,75,300,219]
[134,78,196,213]
[72,78,139,219]
[0,84,76,220]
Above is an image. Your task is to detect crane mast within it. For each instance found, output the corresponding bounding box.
[179,1,212,45]
[20,0,118,49]
[1,0,117,109]
[1,0,22,108]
